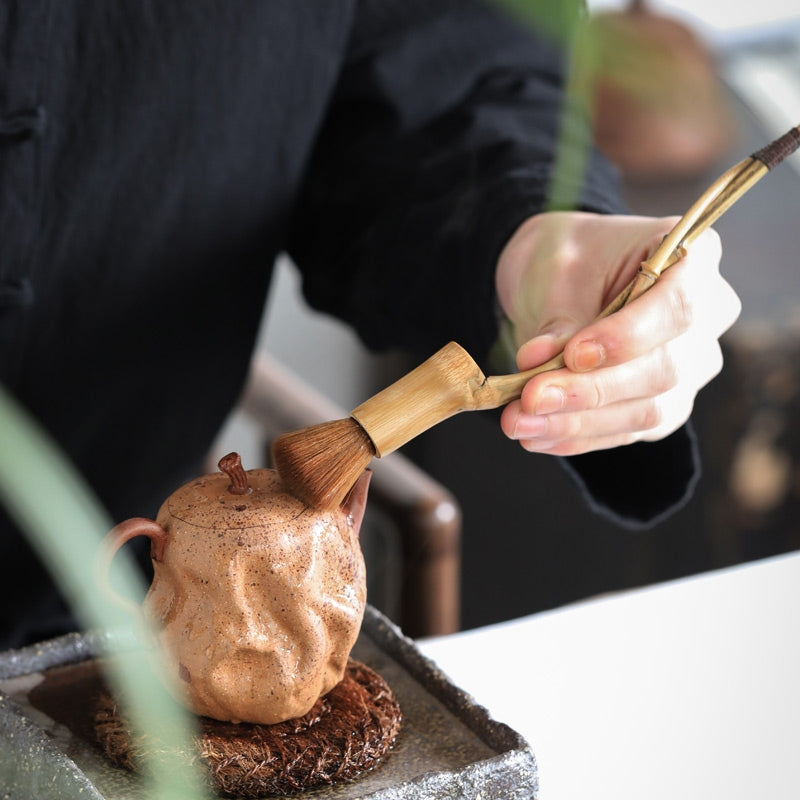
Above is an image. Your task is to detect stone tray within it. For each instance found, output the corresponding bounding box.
[0,606,537,799]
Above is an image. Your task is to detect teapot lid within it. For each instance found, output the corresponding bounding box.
[164,453,312,529]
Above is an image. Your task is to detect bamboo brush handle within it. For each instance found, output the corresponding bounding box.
[351,342,488,456]
[477,141,791,408]
[476,265,657,408]
[356,223,697,455]
[355,126,799,457]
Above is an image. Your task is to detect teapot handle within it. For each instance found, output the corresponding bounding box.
[94,517,167,619]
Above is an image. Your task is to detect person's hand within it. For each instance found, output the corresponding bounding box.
[494,211,741,456]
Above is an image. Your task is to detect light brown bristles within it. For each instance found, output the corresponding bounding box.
[271,418,377,509]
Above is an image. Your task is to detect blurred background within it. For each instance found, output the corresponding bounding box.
[215,0,800,632]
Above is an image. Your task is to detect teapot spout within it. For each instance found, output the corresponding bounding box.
[341,470,371,536]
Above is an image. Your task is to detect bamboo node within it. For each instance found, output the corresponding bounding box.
[637,265,660,283]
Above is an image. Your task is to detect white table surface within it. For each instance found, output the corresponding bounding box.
[418,551,800,800]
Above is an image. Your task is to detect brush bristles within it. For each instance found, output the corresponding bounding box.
[271,418,377,509]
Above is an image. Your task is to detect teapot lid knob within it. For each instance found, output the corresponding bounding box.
[218,452,252,495]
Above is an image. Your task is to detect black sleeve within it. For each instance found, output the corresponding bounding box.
[561,423,702,529]
[287,0,623,363]
[288,0,698,526]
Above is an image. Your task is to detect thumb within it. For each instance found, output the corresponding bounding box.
[515,314,585,371]
[512,242,607,371]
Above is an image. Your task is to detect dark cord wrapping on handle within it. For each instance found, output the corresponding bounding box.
[751,126,800,170]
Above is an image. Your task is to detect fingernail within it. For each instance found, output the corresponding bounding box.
[574,341,605,371]
[511,414,548,439]
[535,385,565,415]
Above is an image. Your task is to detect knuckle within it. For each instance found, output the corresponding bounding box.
[542,438,584,456]
[639,399,663,431]
[658,349,681,392]
[590,379,606,409]
[703,342,724,384]
[712,340,724,372]
[729,289,743,324]
[561,413,584,441]
[697,341,725,388]
[717,278,741,329]
[529,411,582,444]
[614,431,642,449]
[670,283,694,333]
[704,227,722,259]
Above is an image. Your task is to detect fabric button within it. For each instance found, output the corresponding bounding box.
[0,278,35,309]
[0,106,47,140]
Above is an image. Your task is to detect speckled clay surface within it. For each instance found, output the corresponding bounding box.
[0,608,538,799]
[101,459,369,725]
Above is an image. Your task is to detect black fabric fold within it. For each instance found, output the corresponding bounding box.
[0,106,47,139]
[560,423,701,530]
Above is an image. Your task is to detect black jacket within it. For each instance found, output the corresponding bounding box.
[0,0,696,648]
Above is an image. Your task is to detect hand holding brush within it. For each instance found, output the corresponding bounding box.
[273,125,800,509]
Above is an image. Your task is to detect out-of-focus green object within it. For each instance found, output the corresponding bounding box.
[498,0,735,180]
[498,0,586,45]
[0,384,211,799]
[494,0,595,211]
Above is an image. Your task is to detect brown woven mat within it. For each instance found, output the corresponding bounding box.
[94,658,402,798]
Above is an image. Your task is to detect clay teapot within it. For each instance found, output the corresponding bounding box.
[97,452,369,725]
[589,0,735,178]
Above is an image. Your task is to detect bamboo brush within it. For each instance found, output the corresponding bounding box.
[273,124,800,509]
